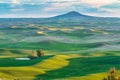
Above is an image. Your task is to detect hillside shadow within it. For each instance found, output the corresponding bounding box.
[0,55,53,67]
[35,56,120,80]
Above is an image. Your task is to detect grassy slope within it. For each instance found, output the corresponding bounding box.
[35,55,120,80]
[1,50,120,80]
[0,55,74,80]
[0,26,119,80]
[0,41,103,52]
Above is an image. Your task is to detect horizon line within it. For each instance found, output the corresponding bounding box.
[0,11,120,18]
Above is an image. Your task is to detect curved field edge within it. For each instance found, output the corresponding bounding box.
[1,50,120,80]
[0,55,75,80]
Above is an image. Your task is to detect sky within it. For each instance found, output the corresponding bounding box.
[0,0,120,18]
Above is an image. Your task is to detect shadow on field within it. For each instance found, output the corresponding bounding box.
[35,56,120,80]
[0,55,53,67]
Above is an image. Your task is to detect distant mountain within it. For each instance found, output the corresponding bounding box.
[0,11,120,28]
[52,11,93,19]
[43,11,102,23]
[44,11,120,23]
[48,11,96,20]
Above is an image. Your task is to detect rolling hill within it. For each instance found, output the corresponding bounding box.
[0,11,120,80]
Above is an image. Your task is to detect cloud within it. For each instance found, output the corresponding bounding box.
[84,8,120,17]
[0,0,120,17]
[44,3,70,11]
[11,0,20,5]
[98,7,120,17]
[43,1,82,11]
[95,2,120,17]
[42,0,119,12]
[0,13,55,18]
[81,0,118,8]
[101,2,120,9]
[11,8,24,12]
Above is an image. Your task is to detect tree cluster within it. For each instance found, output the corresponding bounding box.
[28,50,44,59]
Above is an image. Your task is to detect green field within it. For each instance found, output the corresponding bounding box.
[0,49,120,80]
[0,23,120,80]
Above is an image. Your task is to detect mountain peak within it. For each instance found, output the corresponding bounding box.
[61,11,84,17]
[53,11,88,19]
[67,11,82,15]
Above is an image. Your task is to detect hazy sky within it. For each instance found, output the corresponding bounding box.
[0,0,120,18]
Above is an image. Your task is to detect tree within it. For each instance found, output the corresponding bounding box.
[36,50,44,57]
